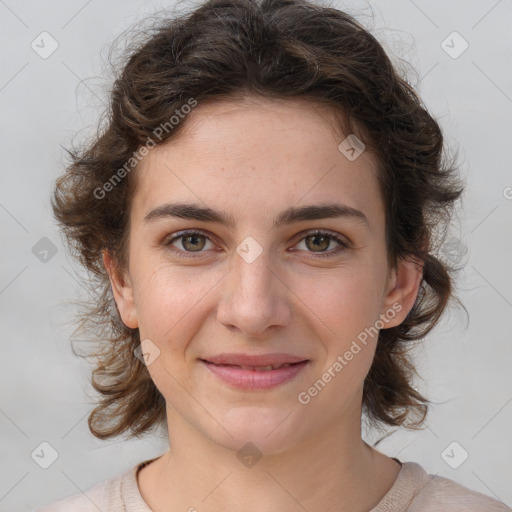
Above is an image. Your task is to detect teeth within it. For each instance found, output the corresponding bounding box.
[209,362,296,370]
[242,363,293,371]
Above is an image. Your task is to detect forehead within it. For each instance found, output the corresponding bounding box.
[133,97,384,229]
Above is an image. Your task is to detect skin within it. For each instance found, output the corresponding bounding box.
[104,96,423,512]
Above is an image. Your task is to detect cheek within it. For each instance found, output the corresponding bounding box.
[295,265,385,340]
[134,265,213,338]
[290,269,384,415]
[129,262,215,396]
[295,264,386,387]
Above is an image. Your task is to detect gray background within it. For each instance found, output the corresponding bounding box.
[1,0,511,510]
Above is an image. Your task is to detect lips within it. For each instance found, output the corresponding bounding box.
[200,353,310,390]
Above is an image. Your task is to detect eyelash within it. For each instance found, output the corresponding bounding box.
[163,229,350,259]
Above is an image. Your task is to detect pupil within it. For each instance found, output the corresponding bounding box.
[310,235,328,251]
[185,235,203,251]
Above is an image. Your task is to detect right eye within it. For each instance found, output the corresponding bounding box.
[163,229,216,257]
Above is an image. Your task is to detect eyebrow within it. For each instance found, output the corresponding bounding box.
[144,201,369,229]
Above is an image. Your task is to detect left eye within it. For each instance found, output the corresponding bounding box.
[294,231,348,256]
[164,229,349,258]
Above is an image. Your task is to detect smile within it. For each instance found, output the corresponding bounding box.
[200,359,309,390]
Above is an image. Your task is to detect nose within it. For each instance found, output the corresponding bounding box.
[216,247,292,337]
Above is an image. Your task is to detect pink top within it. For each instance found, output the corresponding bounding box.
[35,458,510,511]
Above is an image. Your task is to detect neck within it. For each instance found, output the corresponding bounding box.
[138,406,401,512]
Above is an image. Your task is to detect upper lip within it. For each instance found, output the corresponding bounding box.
[201,353,309,367]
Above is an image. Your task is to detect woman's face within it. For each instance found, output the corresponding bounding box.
[107,97,421,454]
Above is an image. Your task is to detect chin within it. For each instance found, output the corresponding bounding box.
[208,405,304,456]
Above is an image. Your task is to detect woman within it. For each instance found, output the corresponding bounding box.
[37,0,509,510]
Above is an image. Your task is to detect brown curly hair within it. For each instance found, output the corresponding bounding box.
[52,0,464,440]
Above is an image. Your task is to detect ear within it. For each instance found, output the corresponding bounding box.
[380,257,424,328]
[102,249,138,329]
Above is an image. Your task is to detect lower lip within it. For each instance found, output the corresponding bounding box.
[201,360,309,390]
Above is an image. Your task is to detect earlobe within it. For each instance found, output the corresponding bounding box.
[102,250,139,329]
[381,257,424,328]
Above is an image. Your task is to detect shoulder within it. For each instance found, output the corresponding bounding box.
[33,463,133,512]
[401,462,511,512]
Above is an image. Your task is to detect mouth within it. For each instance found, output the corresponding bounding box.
[199,356,310,390]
